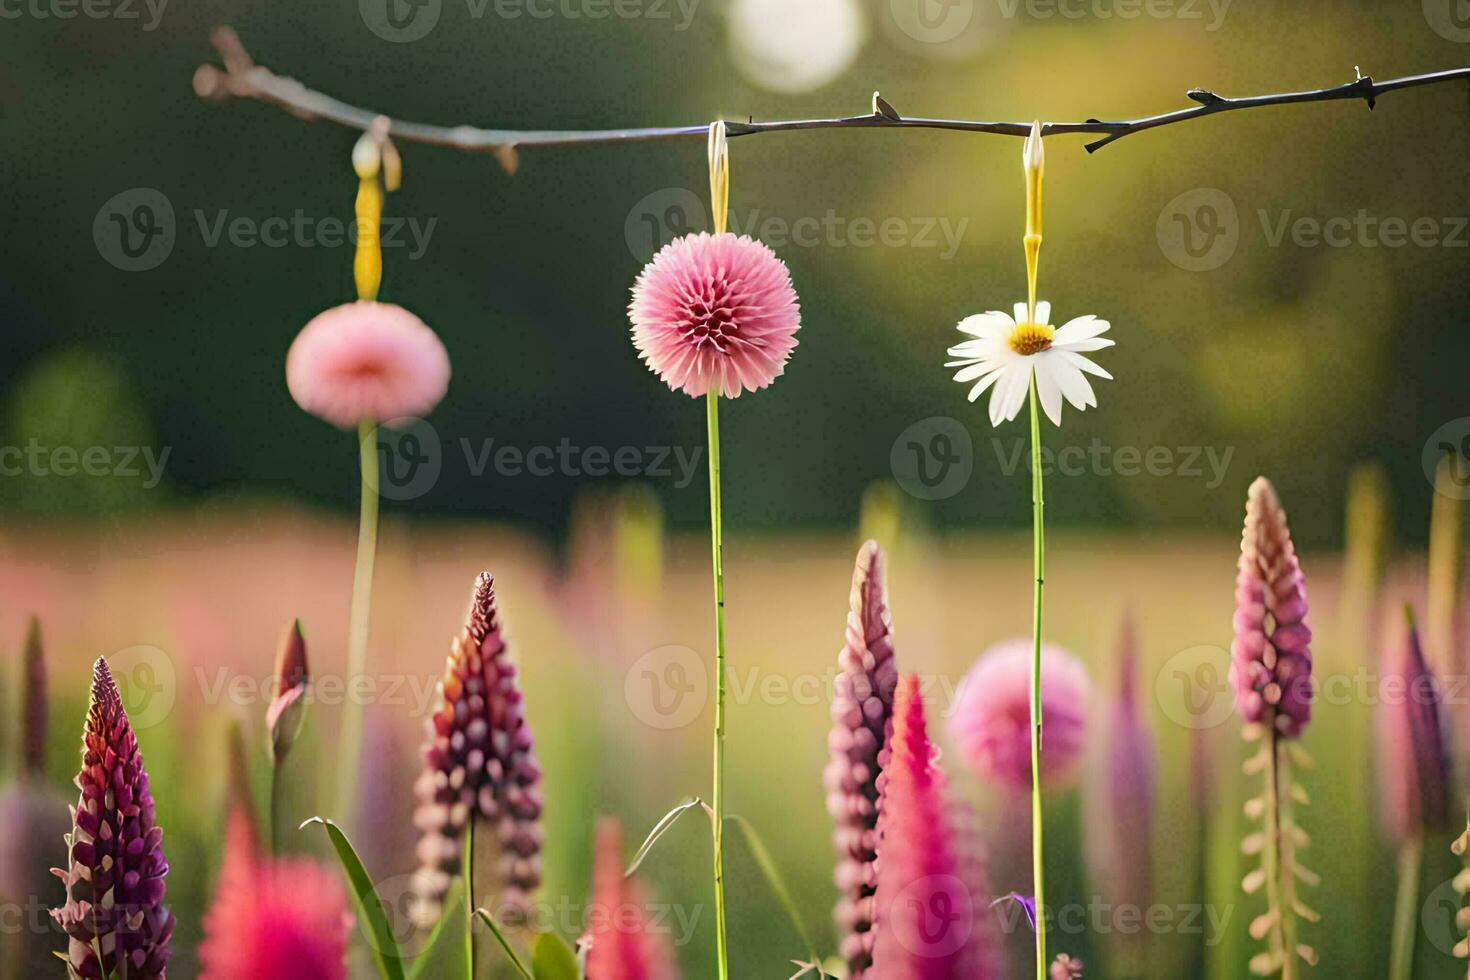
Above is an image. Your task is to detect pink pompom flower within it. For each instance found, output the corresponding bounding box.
[949,639,1091,792]
[628,232,800,398]
[199,812,352,980]
[286,300,450,429]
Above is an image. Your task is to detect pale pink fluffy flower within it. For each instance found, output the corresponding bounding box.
[286,301,450,429]
[949,639,1091,792]
[628,232,800,398]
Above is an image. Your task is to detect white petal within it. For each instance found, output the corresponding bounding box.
[1034,300,1051,325]
[966,366,1008,403]
[1034,359,1064,426]
[1053,315,1110,343]
[947,336,1006,360]
[1013,302,1029,324]
[990,364,1031,426]
[956,312,1013,339]
[1056,349,1113,380]
[1048,355,1097,411]
[1052,337,1115,354]
[952,361,997,383]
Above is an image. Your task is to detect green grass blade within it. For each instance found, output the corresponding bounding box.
[726,814,826,978]
[530,932,581,980]
[300,817,405,980]
[407,881,468,980]
[626,796,707,876]
[474,907,533,979]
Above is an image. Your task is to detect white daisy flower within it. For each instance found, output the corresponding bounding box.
[945,300,1114,427]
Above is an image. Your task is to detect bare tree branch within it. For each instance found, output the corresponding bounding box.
[193,29,1470,173]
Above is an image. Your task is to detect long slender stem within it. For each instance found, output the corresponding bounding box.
[338,421,381,813]
[1027,377,1047,980]
[1261,725,1297,980]
[465,816,476,978]
[1389,833,1423,980]
[705,391,729,980]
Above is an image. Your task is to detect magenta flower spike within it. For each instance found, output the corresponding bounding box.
[870,674,998,980]
[1377,610,1451,845]
[1232,477,1318,975]
[1231,476,1313,737]
[411,572,544,926]
[51,658,174,980]
[199,810,352,980]
[825,540,899,978]
[582,818,679,980]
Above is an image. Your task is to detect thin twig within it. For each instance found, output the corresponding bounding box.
[194,29,1470,172]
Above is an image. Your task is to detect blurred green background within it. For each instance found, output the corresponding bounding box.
[3,2,1470,979]
[2,0,1468,543]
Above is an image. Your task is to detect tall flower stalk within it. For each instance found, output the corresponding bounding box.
[1231,477,1318,978]
[51,658,174,979]
[411,572,543,934]
[626,119,801,979]
[945,121,1115,980]
[284,125,450,816]
[825,540,899,977]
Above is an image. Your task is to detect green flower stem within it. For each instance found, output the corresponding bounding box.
[338,421,381,814]
[706,391,729,980]
[465,816,476,978]
[269,759,282,856]
[1389,832,1423,980]
[1026,375,1047,980]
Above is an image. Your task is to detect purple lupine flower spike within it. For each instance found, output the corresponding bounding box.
[1087,615,1156,972]
[1378,609,1451,844]
[825,540,899,978]
[411,573,543,927]
[1231,476,1313,738]
[51,658,174,979]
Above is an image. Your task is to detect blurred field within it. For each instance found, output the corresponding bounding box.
[0,495,1462,978]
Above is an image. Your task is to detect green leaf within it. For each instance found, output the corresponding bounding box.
[474,907,533,979]
[531,932,581,980]
[627,797,708,876]
[727,814,826,978]
[300,817,406,980]
[407,881,468,980]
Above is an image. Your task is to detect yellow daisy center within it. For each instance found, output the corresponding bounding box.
[1008,321,1055,356]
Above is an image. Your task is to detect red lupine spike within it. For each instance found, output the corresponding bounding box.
[825,540,899,979]
[870,675,999,979]
[51,657,174,980]
[582,818,678,980]
[411,573,543,927]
